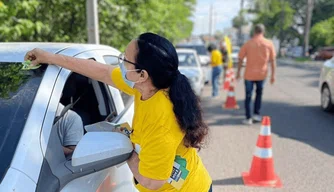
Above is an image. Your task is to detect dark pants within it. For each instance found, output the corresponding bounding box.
[244,80,265,119]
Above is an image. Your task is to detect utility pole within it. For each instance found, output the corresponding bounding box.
[238,0,245,46]
[304,0,314,57]
[213,8,217,36]
[86,0,100,44]
[209,3,213,37]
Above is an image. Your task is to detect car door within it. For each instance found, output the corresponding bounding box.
[329,58,334,101]
[194,52,205,86]
[72,50,136,192]
[37,50,136,192]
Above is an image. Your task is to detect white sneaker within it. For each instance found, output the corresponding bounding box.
[242,119,253,125]
[253,115,262,122]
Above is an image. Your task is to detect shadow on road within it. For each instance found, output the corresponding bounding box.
[263,101,334,156]
[201,62,334,156]
[279,62,321,88]
[201,99,245,126]
[307,80,320,88]
[212,177,244,186]
[202,97,334,156]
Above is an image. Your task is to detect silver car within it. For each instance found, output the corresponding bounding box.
[176,49,205,96]
[175,44,211,84]
[319,57,334,112]
[0,43,137,192]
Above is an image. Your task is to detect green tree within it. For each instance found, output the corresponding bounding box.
[249,0,334,49]
[312,0,334,25]
[310,16,334,48]
[0,63,28,99]
[99,0,195,50]
[232,11,248,29]
[251,0,295,43]
[0,0,195,50]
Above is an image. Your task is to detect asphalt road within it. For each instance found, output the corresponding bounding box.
[199,60,334,192]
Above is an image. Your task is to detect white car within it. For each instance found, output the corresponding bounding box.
[231,46,246,67]
[0,43,138,192]
[231,46,240,65]
[175,44,211,84]
[319,57,334,112]
[176,49,205,96]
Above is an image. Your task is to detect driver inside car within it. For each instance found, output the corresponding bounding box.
[53,103,84,156]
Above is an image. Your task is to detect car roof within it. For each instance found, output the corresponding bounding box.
[176,43,205,47]
[176,48,197,53]
[0,43,117,62]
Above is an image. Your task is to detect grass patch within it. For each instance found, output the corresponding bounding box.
[294,57,312,62]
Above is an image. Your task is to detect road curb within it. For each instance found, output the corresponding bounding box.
[278,58,323,69]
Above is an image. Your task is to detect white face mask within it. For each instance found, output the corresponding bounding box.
[119,61,139,88]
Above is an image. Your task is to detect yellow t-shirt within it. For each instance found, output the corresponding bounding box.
[211,49,223,67]
[111,67,212,192]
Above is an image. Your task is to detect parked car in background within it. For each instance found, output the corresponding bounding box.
[231,46,240,64]
[315,47,334,61]
[319,56,334,112]
[0,43,137,192]
[176,43,211,84]
[176,49,204,96]
[231,46,246,67]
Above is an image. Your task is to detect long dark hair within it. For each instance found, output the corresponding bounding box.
[135,32,208,150]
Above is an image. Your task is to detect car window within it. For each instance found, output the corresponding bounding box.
[176,45,207,55]
[0,62,45,182]
[102,55,119,65]
[103,55,133,107]
[178,53,197,67]
[193,46,207,55]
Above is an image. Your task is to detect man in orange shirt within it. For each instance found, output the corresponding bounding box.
[236,24,277,125]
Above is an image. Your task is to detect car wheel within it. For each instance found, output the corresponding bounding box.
[321,85,334,112]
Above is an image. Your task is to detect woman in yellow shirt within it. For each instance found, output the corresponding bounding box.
[25,32,212,191]
[208,44,223,97]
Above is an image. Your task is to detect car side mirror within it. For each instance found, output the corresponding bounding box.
[72,132,133,167]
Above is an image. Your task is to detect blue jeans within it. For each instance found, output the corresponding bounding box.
[212,66,223,97]
[244,80,265,119]
[208,184,212,192]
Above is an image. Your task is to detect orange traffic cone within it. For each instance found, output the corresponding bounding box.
[223,68,235,91]
[222,84,239,109]
[223,80,230,90]
[242,116,282,188]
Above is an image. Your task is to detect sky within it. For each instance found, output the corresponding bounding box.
[191,0,243,35]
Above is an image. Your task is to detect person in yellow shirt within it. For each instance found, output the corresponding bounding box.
[208,44,223,97]
[24,32,212,192]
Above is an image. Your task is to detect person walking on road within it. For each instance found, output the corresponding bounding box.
[236,24,277,125]
[25,32,212,192]
[220,42,228,80]
[208,43,223,97]
[220,42,228,65]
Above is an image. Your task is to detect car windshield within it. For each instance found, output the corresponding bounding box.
[0,62,45,182]
[178,52,198,67]
[176,45,207,55]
